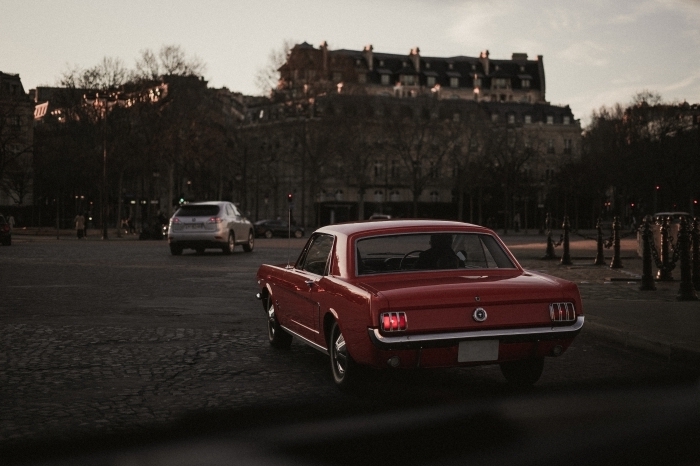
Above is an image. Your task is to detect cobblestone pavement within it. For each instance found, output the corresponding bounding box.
[1,232,696,458]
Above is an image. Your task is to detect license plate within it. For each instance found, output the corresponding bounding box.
[458,340,499,362]
[184,224,203,229]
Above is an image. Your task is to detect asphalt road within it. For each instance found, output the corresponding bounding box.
[1,236,698,464]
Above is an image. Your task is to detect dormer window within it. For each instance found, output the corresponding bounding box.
[425,62,431,69]
[493,78,508,89]
[563,116,570,125]
[448,63,454,70]
[520,65,525,72]
[381,74,390,85]
[379,60,385,67]
[427,76,436,87]
[546,115,554,125]
[521,79,530,88]
[450,77,459,88]
[524,114,532,124]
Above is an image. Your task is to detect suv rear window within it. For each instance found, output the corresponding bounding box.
[175,205,220,217]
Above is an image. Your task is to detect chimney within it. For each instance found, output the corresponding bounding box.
[409,47,421,72]
[363,44,374,71]
[479,50,490,75]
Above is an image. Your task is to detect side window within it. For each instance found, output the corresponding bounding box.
[230,204,240,217]
[297,234,334,276]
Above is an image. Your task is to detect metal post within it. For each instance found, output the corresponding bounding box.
[610,216,623,268]
[560,215,572,265]
[594,217,605,265]
[656,216,673,281]
[640,216,656,291]
[677,216,698,300]
[692,217,700,291]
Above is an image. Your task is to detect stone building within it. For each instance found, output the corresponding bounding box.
[240,42,581,230]
[0,71,34,209]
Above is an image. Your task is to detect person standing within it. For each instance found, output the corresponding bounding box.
[8,215,15,230]
[74,213,85,239]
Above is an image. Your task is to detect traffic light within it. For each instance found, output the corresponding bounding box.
[287,193,293,203]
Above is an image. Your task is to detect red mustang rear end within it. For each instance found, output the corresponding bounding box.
[256,220,583,389]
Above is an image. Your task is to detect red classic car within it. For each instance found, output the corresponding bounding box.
[256,220,584,388]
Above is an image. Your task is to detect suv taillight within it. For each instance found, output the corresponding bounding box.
[208,217,223,224]
[380,312,407,332]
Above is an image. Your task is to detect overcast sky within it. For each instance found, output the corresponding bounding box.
[2,0,699,126]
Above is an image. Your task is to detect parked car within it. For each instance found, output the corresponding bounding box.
[256,219,584,389]
[0,214,11,246]
[167,201,254,255]
[254,219,304,238]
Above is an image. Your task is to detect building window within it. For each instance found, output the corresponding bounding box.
[390,160,399,178]
[450,77,459,88]
[521,79,530,88]
[547,115,554,125]
[491,113,498,122]
[564,139,572,154]
[524,114,532,124]
[563,116,570,125]
[335,189,344,201]
[374,161,383,177]
[493,78,508,89]
[390,190,401,202]
[358,73,366,84]
[401,75,415,86]
[427,76,436,87]
[374,190,384,202]
[381,74,390,85]
[508,114,515,124]
[547,139,555,154]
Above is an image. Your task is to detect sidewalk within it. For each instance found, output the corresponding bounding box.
[502,233,700,363]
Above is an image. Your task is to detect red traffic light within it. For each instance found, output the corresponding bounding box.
[287,193,293,202]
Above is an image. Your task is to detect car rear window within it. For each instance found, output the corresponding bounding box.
[355,232,516,275]
[175,205,220,217]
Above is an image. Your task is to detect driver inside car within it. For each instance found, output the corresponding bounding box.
[415,233,462,269]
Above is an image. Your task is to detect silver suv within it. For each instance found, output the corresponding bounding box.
[167,202,254,255]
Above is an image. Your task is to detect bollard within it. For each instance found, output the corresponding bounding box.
[594,217,605,265]
[560,216,572,265]
[640,216,656,291]
[542,212,558,260]
[676,217,698,300]
[693,217,700,291]
[610,216,623,269]
[656,216,674,281]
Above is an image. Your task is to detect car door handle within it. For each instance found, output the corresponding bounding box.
[305,280,315,288]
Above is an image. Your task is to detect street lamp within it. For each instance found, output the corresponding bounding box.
[84,92,119,240]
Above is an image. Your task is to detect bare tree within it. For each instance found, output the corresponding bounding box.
[133,45,206,82]
[255,40,295,96]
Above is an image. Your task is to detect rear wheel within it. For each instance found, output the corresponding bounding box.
[222,232,235,255]
[500,357,544,387]
[329,320,357,389]
[169,244,182,256]
[243,230,254,252]
[267,302,292,349]
[294,229,303,238]
[264,230,273,239]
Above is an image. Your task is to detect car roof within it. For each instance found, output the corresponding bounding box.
[315,219,491,237]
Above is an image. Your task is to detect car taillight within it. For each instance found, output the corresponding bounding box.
[208,217,223,224]
[380,312,407,332]
[171,218,181,224]
[549,302,576,322]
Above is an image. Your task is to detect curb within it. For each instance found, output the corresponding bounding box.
[585,319,700,363]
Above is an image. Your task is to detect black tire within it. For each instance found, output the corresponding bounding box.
[294,229,303,238]
[267,302,292,349]
[329,320,357,389]
[242,230,254,252]
[169,244,182,256]
[223,232,235,255]
[264,230,273,239]
[500,357,544,387]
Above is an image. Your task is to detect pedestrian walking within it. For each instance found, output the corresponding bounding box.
[74,213,85,239]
